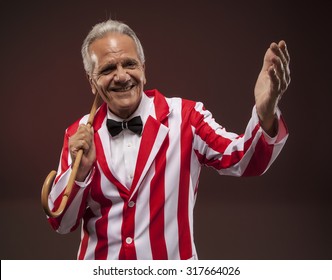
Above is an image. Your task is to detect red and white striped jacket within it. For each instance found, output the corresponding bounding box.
[48,89,288,259]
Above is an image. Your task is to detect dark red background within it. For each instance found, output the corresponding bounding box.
[1,0,331,259]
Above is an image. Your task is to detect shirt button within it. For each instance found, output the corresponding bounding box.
[128,201,135,208]
[127,143,132,147]
[126,237,133,244]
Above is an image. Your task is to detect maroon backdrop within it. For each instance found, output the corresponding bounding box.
[1,0,331,259]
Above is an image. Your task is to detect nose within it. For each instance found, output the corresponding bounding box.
[113,66,129,83]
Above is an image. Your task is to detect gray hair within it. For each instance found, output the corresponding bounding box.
[81,19,145,75]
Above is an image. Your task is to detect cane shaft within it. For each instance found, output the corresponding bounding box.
[41,94,99,218]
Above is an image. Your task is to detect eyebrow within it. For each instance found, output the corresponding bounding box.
[99,63,116,73]
[98,58,139,74]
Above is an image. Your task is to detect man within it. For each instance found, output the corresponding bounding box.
[47,19,290,260]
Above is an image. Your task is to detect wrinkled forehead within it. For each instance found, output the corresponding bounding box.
[88,33,141,73]
[89,33,139,62]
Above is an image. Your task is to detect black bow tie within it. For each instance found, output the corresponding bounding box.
[106,116,143,137]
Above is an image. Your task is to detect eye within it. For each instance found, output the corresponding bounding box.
[100,65,116,75]
[123,59,138,69]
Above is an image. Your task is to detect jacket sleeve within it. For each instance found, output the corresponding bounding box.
[47,115,94,234]
[191,102,288,176]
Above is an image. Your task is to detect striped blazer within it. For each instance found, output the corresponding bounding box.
[48,89,288,259]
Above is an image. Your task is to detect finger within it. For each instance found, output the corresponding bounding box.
[268,65,281,94]
[81,139,91,153]
[78,125,94,140]
[272,41,291,84]
[278,40,290,64]
[271,56,288,92]
[70,132,92,153]
[73,139,91,155]
[77,124,93,135]
[278,40,291,83]
[270,42,287,66]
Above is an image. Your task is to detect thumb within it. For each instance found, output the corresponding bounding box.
[261,42,277,72]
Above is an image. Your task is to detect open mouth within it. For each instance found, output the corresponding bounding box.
[110,84,135,92]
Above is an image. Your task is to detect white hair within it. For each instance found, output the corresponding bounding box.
[81,19,145,75]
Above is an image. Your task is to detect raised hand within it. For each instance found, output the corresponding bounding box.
[254,40,290,136]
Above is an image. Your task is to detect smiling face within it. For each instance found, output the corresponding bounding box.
[88,32,146,119]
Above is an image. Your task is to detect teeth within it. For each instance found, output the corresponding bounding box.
[112,85,133,92]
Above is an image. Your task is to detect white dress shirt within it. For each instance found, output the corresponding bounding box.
[107,93,153,189]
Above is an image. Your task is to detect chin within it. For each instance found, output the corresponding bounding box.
[110,100,139,118]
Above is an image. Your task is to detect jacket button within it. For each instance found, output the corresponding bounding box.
[128,201,135,208]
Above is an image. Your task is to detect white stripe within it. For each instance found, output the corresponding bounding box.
[194,102,239,139]
[58,186,85,234]
[134,163,154,259]
[193,103,266,176]
[164,97,181,259]
[220,108,265,176]
[49,168,70,211]
[189,149,199,258]
[98,167,124,259]
[193,132,223,160]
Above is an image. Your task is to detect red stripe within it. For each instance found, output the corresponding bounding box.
[147,89,170,259]
[58,138,69,182]
[119,117,162,259]
[244,124,260,151]
[192,113,261,172]
[242,134,274,176]
[90,169,112,259]
[118,191,138,260]
[78,227,89,260]
[78,207,95,259]
[69,183,92,232]
[194,127,256,170]
[54,120,81,184]
[68,169,96,233]
[49,183,83,230]
[178,100,193,259]
[119,91,170,259]
[190,104,232,154]
[95,126,138,259]
[148,89,170,122]
[149,129,169,259]
[94,209,110,259]
[93,103,107,132]
[130,116,160,191]
[194,150,241,170]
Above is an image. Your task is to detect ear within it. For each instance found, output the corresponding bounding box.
[142,64,147,85]
[87,74,97,95]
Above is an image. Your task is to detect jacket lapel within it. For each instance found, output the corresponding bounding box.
[129,116,169,199]
[94,103,129,198]
[129,89,171,200]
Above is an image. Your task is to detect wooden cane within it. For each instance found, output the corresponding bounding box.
[41,94,100,218]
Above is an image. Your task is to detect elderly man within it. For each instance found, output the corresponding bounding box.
[46,19,290,260]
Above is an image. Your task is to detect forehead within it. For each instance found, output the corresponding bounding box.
[89,32,139,62]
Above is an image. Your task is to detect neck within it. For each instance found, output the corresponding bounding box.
[109,100,142,119]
